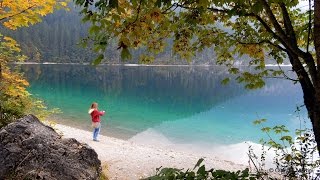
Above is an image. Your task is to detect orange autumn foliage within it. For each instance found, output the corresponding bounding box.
[0,0,67,127]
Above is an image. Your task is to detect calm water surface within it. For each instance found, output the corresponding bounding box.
[20,64,307,147]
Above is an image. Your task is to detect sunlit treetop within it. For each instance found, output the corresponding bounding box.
[0,0,68,30]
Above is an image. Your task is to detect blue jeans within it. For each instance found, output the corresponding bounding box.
[93,125,101,140]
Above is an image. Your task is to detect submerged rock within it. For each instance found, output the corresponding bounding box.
[0,114,101,179]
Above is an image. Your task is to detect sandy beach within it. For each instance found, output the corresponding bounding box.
[53,124,249,179]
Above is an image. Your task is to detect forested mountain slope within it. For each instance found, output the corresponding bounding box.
[1,2,283,65]
[1,4,95,63]
[1,2,217,64]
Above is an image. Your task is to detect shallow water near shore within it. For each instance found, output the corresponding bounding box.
[20,64,307,152]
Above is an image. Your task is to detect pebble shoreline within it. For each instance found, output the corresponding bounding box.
[54,124,248,180]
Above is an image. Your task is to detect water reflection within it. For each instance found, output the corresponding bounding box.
[20,64,304,141]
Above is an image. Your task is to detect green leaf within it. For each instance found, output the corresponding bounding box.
[284,154,292,161]
[75,0,85,6]
[155,0,162,7]
[89,25,100,34]
[197,165,206,176]
[241,168,249,177]
[120,48,132,60]
[280,136,293,142]
[229,67,239,74]
[261,127,271,132]
[221,78,230,85]
[92,54,104,65]
[109,0,119,8]
[253,118,267,125]
[193,158,204,169]
[252,2,263,13]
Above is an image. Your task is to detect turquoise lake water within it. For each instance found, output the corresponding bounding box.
[20,64,307,147]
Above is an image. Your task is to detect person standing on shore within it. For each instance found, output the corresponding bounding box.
[88,102,105,142]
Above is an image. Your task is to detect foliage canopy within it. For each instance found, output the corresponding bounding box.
[74,0,312,88]
[0,0,67,127]
[0,0,67,29]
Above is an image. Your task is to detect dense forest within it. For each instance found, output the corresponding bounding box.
[1,3,95,63]
[0,2,214,64]
[1,2,288,65]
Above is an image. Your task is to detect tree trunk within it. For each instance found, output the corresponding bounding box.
[311,92,320,156]
[287,51,320,155]
[313,0,320,156]
[297,72,320,156]
[0,62,2,81]
[315,0,320,66]
[311,91,320,156]
[0,62,2,122]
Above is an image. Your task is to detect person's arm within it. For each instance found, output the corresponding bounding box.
[99,110,105,116]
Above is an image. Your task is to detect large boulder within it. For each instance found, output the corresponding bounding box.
[0,114,101,179]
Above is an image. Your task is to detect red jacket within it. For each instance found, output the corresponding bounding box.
[89,109,105,122]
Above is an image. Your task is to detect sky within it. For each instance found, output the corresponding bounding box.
[298,0,312,10]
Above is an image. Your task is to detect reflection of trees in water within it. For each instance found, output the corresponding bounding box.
[21,64,247,117]
[19,65,303,138]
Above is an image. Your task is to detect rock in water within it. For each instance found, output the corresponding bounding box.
[0,114,101,179]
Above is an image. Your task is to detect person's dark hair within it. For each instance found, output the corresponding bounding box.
[90,102,98,109]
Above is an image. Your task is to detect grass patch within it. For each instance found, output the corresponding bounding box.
[100,162,110,180]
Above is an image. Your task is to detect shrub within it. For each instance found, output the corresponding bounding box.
[143,158,257,180]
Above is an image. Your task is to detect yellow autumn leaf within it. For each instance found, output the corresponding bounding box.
[60,2,68,6]
[0,0,68,29]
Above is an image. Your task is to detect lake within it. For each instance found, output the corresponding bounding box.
[20,64,307,150]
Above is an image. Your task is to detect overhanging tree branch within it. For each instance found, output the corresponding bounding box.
[260,0,287,40]
[279,3,297,45]
[250,14,292,51]
[280,2,317,85]
[174,2,290,54]
[174,2,312,77]
[258,1,315,85]
[0,5,35,22]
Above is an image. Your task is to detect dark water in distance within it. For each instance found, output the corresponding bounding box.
[20,64,307,146]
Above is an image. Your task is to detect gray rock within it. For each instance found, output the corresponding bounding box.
[0,114,101,179]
